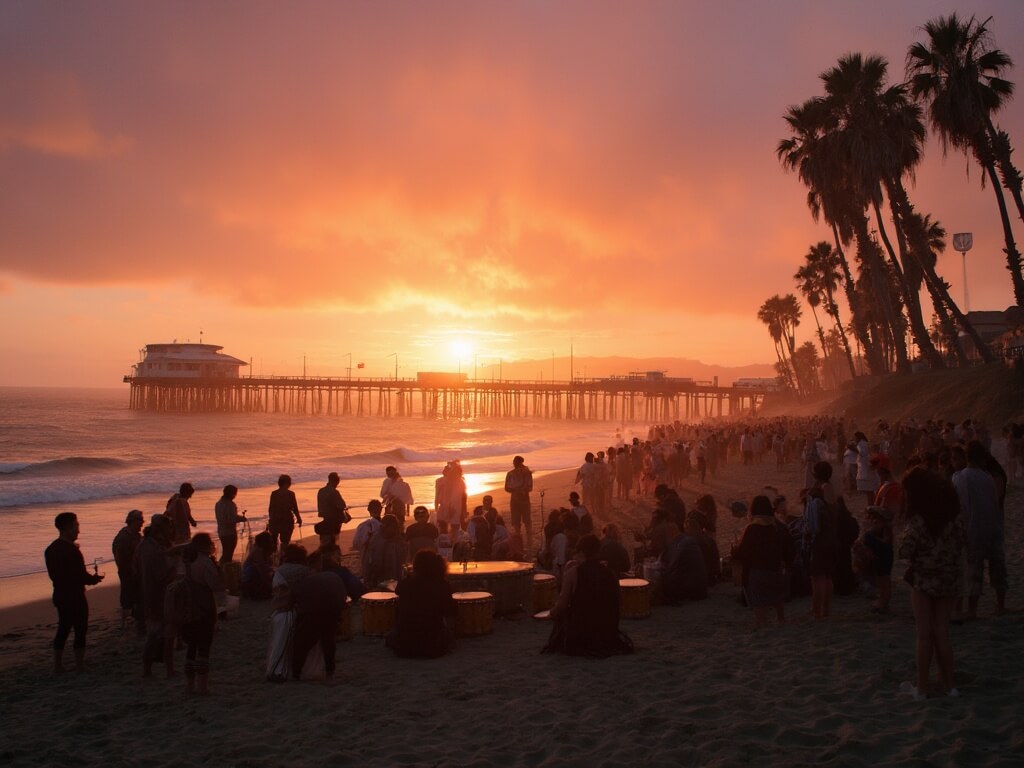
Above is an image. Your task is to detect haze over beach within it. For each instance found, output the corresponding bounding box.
[2,2,1024,768]
[0,1,1022,385]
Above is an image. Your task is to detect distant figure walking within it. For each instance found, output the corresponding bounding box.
[45,512,104,673]
[381,465,414,527]
[504,455,534,552]
[268,474,302,557]
[434,462,467,534]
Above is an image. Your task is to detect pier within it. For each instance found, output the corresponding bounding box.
[124,374,770,420]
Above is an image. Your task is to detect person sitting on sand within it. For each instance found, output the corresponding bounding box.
[45,512,105,674]
[467,505,493,561]
[365,513,404,587]
[491,514,512,558]
[543,534,633,657]
[241,531,275,600]
[660,523,708,604]
[684,513,721,587]
[733,496,794,628]
[898,467,966,700]
[177,533,226,695]
[353,500,384,575]
[693,494,718,536]
[386,550,456,659]
[314,543,365,601]
[404,505,440,561]
[598,524,632,577]
[853,506,893,613]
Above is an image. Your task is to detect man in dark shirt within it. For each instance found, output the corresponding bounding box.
[269,474,303,558]
[111,509,144,629]
[316,472,348,544]
[45,512,104,673]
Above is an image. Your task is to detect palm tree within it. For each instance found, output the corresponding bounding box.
[758,295,805,394]
[795,241,856,378]
[908,13,1024,304]
[778,100,885,374]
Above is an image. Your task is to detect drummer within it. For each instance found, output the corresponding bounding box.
[386,550,456,658]
[542,534,633,657]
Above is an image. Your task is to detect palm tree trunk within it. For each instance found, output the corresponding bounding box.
[927,281,970,367]
[831,223,883,374]
[808,303,831,386]
[853,216,906,373]
[984,161,1024,306]
[824,290,857,379]
[877,198,945,369]
[986,120,1024,226]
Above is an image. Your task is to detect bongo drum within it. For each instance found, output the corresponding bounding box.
[447,561,534,615]
[532,573,557,612]
[453,591,494,637]
[532,609,551,620]
[336,596,353,641]
[619,578,651,619]
[360,592,398,636]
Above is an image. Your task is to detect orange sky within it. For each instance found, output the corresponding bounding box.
[1,2,1022,386]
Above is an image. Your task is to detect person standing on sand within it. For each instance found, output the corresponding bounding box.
[136,514,177,677]
[899,468,966,700]
[504,455,534,552]
[112,509,144,630]
[268,474,302,557]
[165,482,197,545]
[381,466,414,528]
[215,485,246,563]
[45,512,104,673]
[316,472,349,545]
[952,441,1008,619]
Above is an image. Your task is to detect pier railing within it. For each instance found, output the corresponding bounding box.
[123,375,770,420]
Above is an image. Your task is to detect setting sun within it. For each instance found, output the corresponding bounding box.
[450,338,475,360]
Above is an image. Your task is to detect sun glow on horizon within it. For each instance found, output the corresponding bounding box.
[450,338,475,360]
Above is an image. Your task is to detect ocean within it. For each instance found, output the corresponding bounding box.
[0,387,641,580]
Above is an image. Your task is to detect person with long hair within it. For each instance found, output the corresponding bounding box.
[898,468,966,700]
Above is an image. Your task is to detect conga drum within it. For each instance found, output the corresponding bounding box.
[360,592,398,636]
[452,591,494,637]
[336,596,353,641]
[532,573,557,612]
[221,561,242,596]
[619,578,651,618]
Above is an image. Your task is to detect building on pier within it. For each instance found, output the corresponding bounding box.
[132,343,247,379]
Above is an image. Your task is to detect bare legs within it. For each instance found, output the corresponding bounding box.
[811,575,832,618]
[910,590,956,696]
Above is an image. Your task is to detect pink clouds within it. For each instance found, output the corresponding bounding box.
[0,2,1022,385]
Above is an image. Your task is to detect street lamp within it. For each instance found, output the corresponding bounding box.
[387,352,398,380]
[344,352,352,380]
[952,232,973,311]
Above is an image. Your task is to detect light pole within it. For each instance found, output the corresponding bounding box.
[953,232,973,311]
[344,352,352,380]
[387,352,398,380]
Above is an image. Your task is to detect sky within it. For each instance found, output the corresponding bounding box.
[1,1,1022,386]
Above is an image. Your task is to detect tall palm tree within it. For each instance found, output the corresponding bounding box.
[778,100,884,374]
[908,13,1024,305]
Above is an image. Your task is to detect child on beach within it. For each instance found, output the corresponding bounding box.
[854,506,894,613]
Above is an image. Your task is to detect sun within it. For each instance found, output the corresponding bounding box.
[450,338,474,359]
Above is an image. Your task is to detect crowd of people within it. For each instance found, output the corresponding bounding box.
[44,414,1015,692]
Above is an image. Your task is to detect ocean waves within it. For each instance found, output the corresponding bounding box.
[0,456,130,477]
[326,438,555,467]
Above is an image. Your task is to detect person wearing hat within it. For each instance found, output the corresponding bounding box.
[112,509,145,630]
[854,506,894,613]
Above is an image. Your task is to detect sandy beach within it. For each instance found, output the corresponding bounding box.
[2,452,1022,767]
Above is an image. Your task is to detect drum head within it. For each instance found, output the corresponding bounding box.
[532,609,551,620]
[454,591,492,602]
[533,573,555,583]
[361,591,397,603]
[619,578,650,588]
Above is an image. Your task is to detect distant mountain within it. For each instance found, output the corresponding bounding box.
[483,356,776,386]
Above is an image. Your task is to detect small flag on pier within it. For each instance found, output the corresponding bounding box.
[357,362,365,369]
